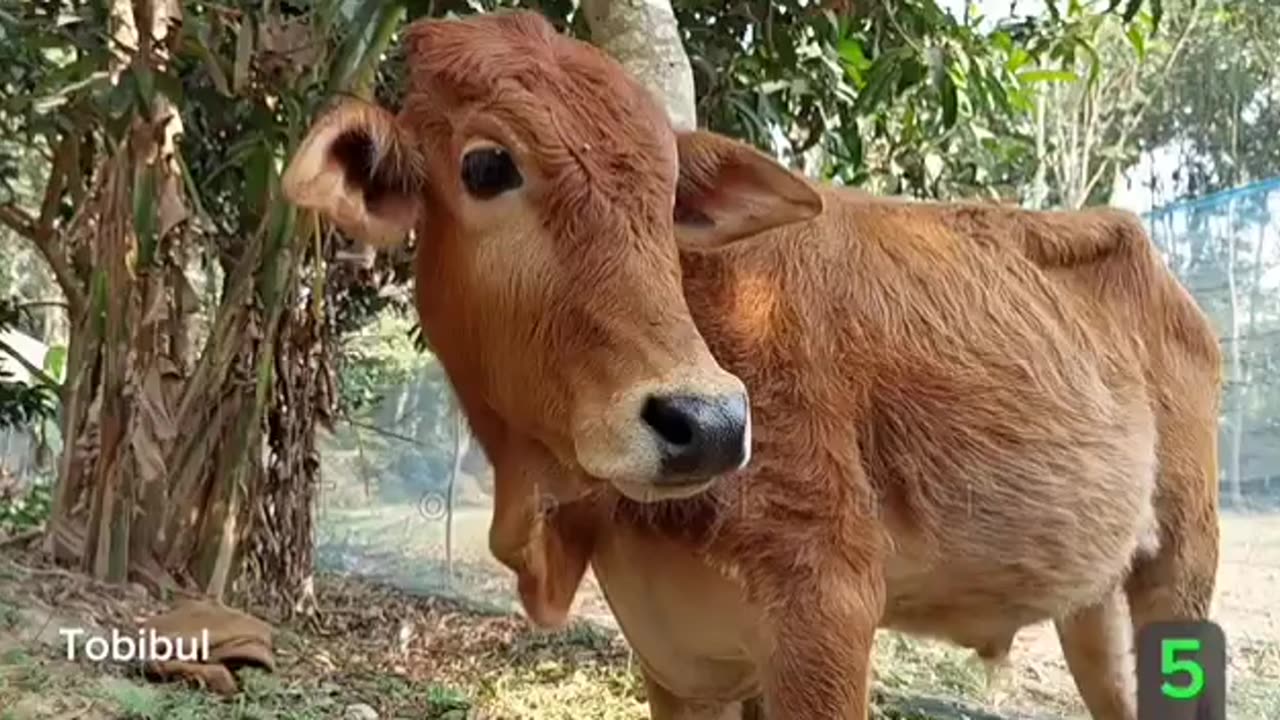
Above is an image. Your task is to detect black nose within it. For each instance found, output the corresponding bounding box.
[641,393,750,481]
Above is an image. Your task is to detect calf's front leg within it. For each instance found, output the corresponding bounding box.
[750,557,884,719]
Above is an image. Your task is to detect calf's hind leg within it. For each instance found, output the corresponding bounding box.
[1055,587,1137,720]
[1127,371,1220,632]
[1120,464,1219,720]
[1123,480,1218,632]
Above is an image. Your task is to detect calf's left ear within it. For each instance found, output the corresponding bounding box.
[673,130,823,250]
[282,98,426,248]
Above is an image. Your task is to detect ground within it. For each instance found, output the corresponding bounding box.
[0,509,1277,719]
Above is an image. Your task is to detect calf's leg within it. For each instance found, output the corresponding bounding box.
[1055,587,1137,720]
[1121,474,1219,720]
[1117,414,1220,720]
[1123,485,1218,632]
[1126,386,1219,631]
[752,562,883,719]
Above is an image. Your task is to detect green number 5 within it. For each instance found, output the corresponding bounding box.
[1161,638,1206,701]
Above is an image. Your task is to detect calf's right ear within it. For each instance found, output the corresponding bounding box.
[282,99,426,248]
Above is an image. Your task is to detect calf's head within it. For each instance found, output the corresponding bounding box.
[283,11,821,502]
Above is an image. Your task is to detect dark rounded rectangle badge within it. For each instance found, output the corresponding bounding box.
[1137,620,1226,720]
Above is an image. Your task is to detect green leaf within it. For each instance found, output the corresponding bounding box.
[1006,48,1032,73]
[351,3,408,98]
[1075,37,1103,88]
[328,0,387,94]
[133,64,155,115]
[244,141,273,227]
[940,73,958,129]
[185,25,231,97]
[839,123,863,172]
[43,346,66,383]
[897,57,927,94]
[133,165,157,268]
[1126,25,1147,60]
[155,71,183,107]
[854,53,901,113]
[837,38,870,69]
[1017,69,1079,84]
[1122,0,1144,23]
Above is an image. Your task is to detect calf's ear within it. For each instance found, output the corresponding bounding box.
[282,98,426,248]
[673,130,823,250]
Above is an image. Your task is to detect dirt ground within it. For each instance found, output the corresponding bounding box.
[317,503,1280,719]
[0,546,1012,720]
[0,509,1276,719]
[0,548,647,720]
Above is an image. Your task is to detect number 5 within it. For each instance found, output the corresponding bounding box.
[1161,638,1206,701]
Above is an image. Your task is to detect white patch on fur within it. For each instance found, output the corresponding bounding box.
[1133,454,1163,563]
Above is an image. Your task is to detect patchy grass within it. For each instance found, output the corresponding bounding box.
[0,551,650,720]
[316,503,1280,720]
[2,507,1279,719]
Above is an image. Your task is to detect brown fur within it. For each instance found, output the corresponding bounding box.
[281,11,1222,719]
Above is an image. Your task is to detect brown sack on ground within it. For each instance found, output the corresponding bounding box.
[138,598,274,695]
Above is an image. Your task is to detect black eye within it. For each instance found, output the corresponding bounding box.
[461,147,522,199]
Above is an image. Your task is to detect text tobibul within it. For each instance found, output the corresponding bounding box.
[59,627,210,663]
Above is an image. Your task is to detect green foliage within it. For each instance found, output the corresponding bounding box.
[338,308,430,413]
[0,298,55,429]
[0,476,52,535]
[1135,0,1280,199]
[663,1,1162,199]
[0,371,52,430]
[677,2,1026,197]
[42,345,66,383]
[376,1,1161,202]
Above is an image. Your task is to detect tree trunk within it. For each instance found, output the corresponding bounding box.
[1027,94,1049,209]
[44,0,190,590]
[580,0,697,131]
[445,398,467,582]
[1224,200,1245,508]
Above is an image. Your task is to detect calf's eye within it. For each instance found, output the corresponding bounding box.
[461,147,522,199]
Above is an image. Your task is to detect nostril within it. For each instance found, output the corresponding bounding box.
[641,396,695,447]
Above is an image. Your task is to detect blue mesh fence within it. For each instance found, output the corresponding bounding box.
[1144,176,1280,510]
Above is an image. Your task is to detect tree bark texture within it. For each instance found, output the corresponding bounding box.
[580,0,698,131]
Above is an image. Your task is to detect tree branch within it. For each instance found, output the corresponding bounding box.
[16,301,70,313]
[343,416,426,446]
[38,134,75,233]
[0,134,88,318]
[1080,4,1204,203]
[0,204,36,239]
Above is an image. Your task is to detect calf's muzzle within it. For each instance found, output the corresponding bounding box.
[641,392,751,482]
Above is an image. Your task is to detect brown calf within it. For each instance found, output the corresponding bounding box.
[282,11,1221,719]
